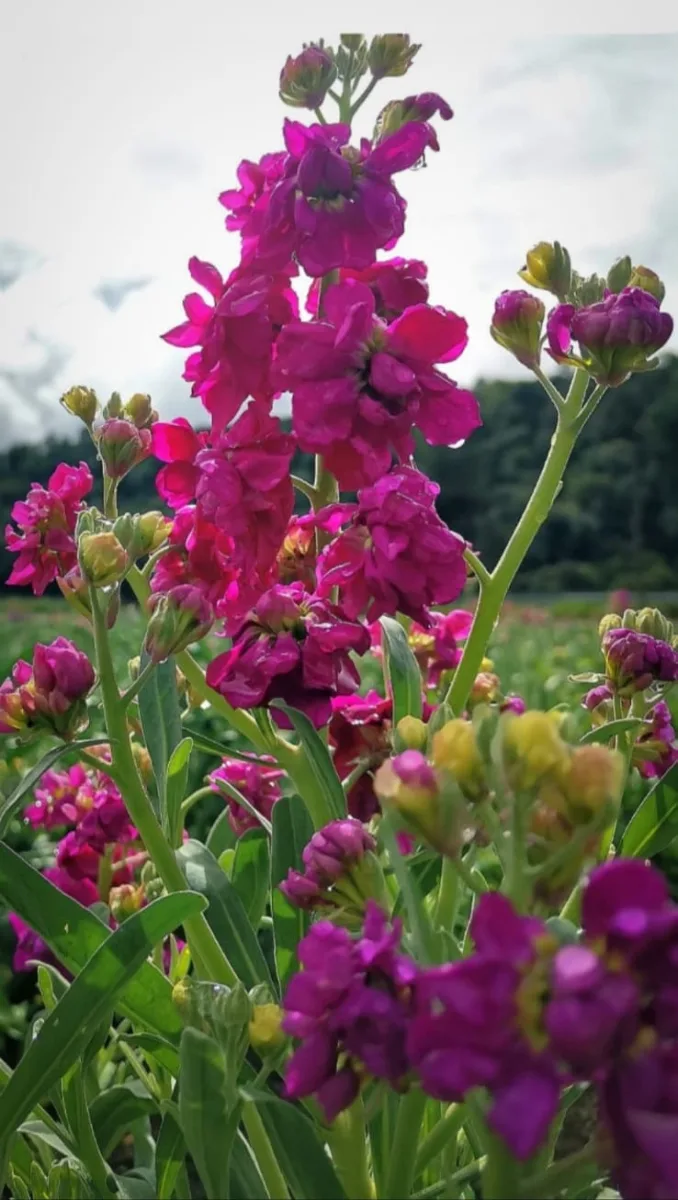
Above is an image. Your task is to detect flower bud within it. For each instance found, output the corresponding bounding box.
[375,751,459,857]
[599,613,622,638]
[431,719,486,800]
[124,392,157,429]
[132,742,153,782]
[628,265,665,304]
[60,385,98,426]
[602,628,678,695]
[79,531,129,587]
[145,586,214,664]
[340,33,366,52]
[606,256,632,294]
[114,511,171,561]
[103,391,123,418]
[279,45,337,109]
[375,93,452,146]
[583,684,612,713]
[248,1004,286,1056]
[109,883,144,922]
[396,715,428,750]
[367,34,421,78]
[503,710,570,791]
[96,418,152,480]
[632,607,674,644]
[547,288,673,387]
[469,671,500,707]
[563,744,623,822]
[518,241,572,301]
[490,289,545,368]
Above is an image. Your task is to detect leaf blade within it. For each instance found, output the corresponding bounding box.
[380,615,423,724]
[621,762,678,859]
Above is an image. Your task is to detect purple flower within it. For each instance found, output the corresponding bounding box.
[206,582,370,728]
[31,638,95,714]
[490,289,545,368]
[209,757,283,837]
[583,683,613,712]
[636,701,678,780]
[603,627,678,694]
[282,902,417,1120]
[547,287,673,386]
[280,819,381,922]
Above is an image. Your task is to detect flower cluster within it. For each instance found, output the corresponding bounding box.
[280,817,383,923]
[0,637,95,740]
[209,756,284,836]
[5,463,93,595]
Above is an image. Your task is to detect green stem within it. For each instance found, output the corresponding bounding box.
[505,794,530,913]
[326,1096,375,1200]
[67,1067,118,1196]
[446,370,589,716]
[521,1142,598,1199]
[120,658,156,708]
[241,1101,290,1200]
[382,816,435,964]
[313,107,328,125]
[414,1103,465,1176]
[412,1159,487,1199]
[350,75,379,119]
[103,476,118,520]
[432,858,460,931]
[291,474,318,503]
[598,691,635,860]
[89,586,238,987]
[531,367,566,414]
[463,548,491,590]
[180,785,217,820]
[384,1089,427,1199]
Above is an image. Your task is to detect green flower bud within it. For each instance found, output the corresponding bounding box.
[280,44,337,110]
[103,391,123,418]
[606,256,633,293]
[78,531,129,587]
[60,385,98,426]
[144,586,214,664]
[632,607,674,643]
[518,241,572,302]
[367,34,421,79]
[598,613,622,638]
[124,391,157,429]
[629,265,665,304]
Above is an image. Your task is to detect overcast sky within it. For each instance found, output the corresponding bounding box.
[1,1,676,445]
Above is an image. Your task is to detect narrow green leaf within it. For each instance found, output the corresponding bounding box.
[229,1131,266,1200]
[232,829,270,928]
[137,651,182,817]
[0,739,107,837]
[18,1121,73,1160]
[182,726,263,766]
[380,615,423,724]
[206,808,237,858]
[243,1088,346,1200]
[179,1028,238,1200]
[121,1034,180,1077]
[0,891,206,1150]
[116,1167,157,1199]
[213,776,272,835]
[90,1083,158,1158]
[0,844,182,1043]
[177,840,274,991]
[621,762,678,859]
[165,737,193,846]
[580,718,645,745]
[155,1101,186,1200]
[273,702,346,824]
[270,795,313,990]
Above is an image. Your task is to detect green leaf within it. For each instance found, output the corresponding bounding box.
[580,718,645,745]
[90,1083,158,1158]
[212,776,272,835]
[182,726,264,766]
[179,1028,239,1200]
[0,739,107,838]
[621,762,678,859]
[272,702,346,825]
[270,795,313,990]
[116,1167,157,1199]
[155,1102,186,1200]
[177,840,274,991]
[206,808,237,858]
[232,829,270,928]
[0,844,182,1043]
[380,615,423,724]
[165,737,193,847]
[243,1088,346,1200]
[229,1132,266,1200]
[0,891,206,1152]
[121,1034,180,1077]
[18,1121,73,1160]
[137,651,183,818]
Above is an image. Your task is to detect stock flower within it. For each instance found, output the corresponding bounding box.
[408,608,473,687]
[490,289,545,368]
[275,281,479,489]
[316,467,467,622]
[162,258,297,430]
[25,763,93,829]
[209,757,283,836]
[280,818,382,921]
[547,287,673,386]
[218,151,288,267]
[96,418,152,479]
[206,582,370,728]
[5,462,93,595]
[282,902,417,1119]
[329,690,393,821]
[276,515,317,589]
[635,700,678,779]
[602,627,678,694]
[0,638,95,740]
[375,93,453,151]
[145,584,214,663]
[279,45,337,109]
[222,117,449,277]
[195,404,295,588]
[306,258,429,322]
[151,419,208,508]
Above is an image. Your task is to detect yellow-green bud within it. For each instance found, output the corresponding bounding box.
[518,241,572,302]
[367,34,420,78]
[124,392,157,429]
[431,719,486,800]
[135,511,172,556]
[103,391,123,418]
[598,613,622,638]
[633,607,674,644]
[503,710,570,791]
[78,531,129,587]
[60,385,98,426]
[629,265,665,304]
[109,883,144,922]
[248,1004,286,1056]
[564,743,623,822]
[606,256,632,294]
[396,715,428,750]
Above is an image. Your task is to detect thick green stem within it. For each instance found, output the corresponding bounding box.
[89,586,238,986]
[446,370,589,716]
[241,1101,290,1200]
[383,1089,427,1199]
[414,1104,465,1176]
[432,858,460,931]
[327,1097,375,1200]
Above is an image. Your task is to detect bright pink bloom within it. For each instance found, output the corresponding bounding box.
[151,419,208,508]
[5,462,93,595]
[162,257,297,430]
[221,119,447,278]
[275,281,479,488]
[31,638,95,715]
[329,691,393,821]
[218,152,288,267]
[307,258,429,322]
[25,763,93,829]
[636,700,678,780]
[209,756,284,837]
[206,581,370,728]
[195,404,295,589]
[317,467,467,623]
[409,608,473,686]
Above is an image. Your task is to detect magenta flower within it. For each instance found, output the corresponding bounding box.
[209,756,283,837]
[206,581,370,728]
[275,281,479,489]
[5,462,93,595]
[603,627,678,694]
[280,818,377,916]
[222,118,448,278]
[25,763,92,829]
[151,419,208,508]
[329,691,393,821]
[149,506,254,625]
[195,404,295,589]
[162,257,297,430]
[97,418,152,480]
[218,152,288,268]
[547,287,673,386]
[409,608,473,687]
[307,258,429,322]
[282,902,417,1119]
[31,638,95,715]
[490,289,545,368]
[316,467,467,622]
[635,700,678,779]
[583,683,613,712]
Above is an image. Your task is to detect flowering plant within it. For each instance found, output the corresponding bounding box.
[0,33,676,1200]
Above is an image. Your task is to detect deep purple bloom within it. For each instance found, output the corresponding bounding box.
[209,757,283,836]
[635,700,678,780]
[490,289,545,368]
[329,691,393,821]
[306,258,429,323]
[547,287,673,386]
[280,819,377,916]
[603,627,678,694]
